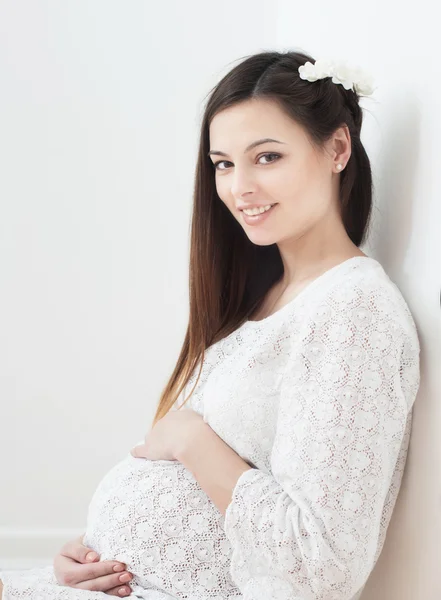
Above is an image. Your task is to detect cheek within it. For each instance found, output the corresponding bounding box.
[277,161,324,205]
[216,175,231,193]
[271,169,307,206]
[216,181,236,212]
[266,162,307,198]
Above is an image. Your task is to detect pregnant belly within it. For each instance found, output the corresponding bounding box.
[83,453,241,599]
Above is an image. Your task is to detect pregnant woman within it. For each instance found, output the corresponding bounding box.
[0,49,421,600]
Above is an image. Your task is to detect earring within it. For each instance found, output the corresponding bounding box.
[336,163,343,171]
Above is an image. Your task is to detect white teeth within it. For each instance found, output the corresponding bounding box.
[243,204,274,216]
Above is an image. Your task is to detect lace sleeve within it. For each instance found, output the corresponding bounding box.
[224,285,420,600]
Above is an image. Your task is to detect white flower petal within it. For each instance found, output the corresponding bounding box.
[314,58,334,79]
[355,79,375,95]
[298,59,375,96]
[333,63,353,83]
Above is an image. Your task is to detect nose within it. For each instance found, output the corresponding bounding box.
[230,168,258,200]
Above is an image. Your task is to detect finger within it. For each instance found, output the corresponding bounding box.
[104,584,133,597]
[75,570,133,593]
[130,445,145,458]
[59,538,126,573]
[74,561,132,584]
[59,537,100,564]
[55,555,128,586]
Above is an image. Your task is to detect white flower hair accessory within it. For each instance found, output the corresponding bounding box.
[298,58,375,95]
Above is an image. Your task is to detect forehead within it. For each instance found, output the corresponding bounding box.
[209,98,306,147]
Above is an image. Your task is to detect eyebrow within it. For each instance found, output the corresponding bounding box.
[207,137,286,158]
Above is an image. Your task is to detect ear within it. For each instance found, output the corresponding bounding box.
[331,124,352,167]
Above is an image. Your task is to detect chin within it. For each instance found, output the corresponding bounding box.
[244,232,280,246]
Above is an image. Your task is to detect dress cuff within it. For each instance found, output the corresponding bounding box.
[224,467,266,531]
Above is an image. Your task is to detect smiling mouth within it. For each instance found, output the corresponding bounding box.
[240,203,278,215]
[240,203,279,223]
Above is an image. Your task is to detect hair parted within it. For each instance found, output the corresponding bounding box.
[151,49,373,426]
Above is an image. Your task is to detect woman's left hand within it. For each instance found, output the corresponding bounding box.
[130,408,206,461]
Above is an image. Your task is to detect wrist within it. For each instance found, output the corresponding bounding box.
[175,419,212,462]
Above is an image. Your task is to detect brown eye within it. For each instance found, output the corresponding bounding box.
[258,153,281,165]
[213,160,232,171]
[213,153,281,171]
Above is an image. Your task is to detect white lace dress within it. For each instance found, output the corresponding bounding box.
[0,256,421,600]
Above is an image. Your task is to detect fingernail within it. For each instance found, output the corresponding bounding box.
[118,588,129,596]
[119,573,131,583]
[113,564,124,572]
[86,552,97,561]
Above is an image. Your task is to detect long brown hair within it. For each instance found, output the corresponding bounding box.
[151,49,373,426]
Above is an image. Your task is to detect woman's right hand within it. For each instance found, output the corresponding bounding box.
[53,534,133,597]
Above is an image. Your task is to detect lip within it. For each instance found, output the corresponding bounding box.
[240,203,278,225]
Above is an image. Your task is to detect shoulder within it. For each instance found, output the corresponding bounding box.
[315,258,419,344]
[301,259,421,408]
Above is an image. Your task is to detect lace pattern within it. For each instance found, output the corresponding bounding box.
[0,257,420,600]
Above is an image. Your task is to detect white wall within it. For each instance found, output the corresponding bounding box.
[276,2,441,597]
[1,1,439,597]
[0,0,277,564]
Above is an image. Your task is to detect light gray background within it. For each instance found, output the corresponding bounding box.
[0,1,439,598]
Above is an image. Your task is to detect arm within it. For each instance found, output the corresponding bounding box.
[177,422,253,516]
[221,288,420,600]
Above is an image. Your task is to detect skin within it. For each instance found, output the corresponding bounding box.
[0,537,133,598]
[0,574,131,598]
[208,97,367,315]
[0,572,131,598]
[0,101,367,600]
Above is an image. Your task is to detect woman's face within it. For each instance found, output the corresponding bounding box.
[208,98,344,246]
